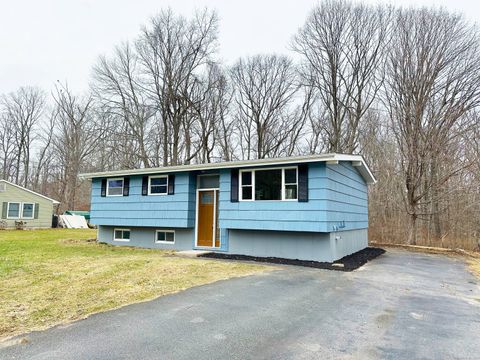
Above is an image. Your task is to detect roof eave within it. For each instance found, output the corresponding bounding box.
[79,153,377,185]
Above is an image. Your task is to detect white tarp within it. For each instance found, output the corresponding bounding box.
[58,214,89,229]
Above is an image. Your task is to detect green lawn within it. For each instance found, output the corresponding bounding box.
[0,229,268,340]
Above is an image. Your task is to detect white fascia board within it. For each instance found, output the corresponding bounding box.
[79,153,377,185]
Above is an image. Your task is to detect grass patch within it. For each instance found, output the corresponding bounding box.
[0,229,268,340]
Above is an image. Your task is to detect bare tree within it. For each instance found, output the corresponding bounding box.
[293,0,390,153]
[0,114,16,180]
[31,109,56,191]
[52,83,105,210]
[385,7,480,244]
[185,63,232,163]
[136,8,219,166]
[1,87,46,186]
[92,42,155,168]
[230,54,303,159]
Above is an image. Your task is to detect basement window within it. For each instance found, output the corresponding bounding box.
[114,228,130,242]
[155,230,175,244]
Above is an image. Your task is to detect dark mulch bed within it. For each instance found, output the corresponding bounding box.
[199,247,385,272]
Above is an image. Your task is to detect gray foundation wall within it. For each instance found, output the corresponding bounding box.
[330,228,368,261]
[97,225,194,250]
[227,228,368,262]
[97,225,368,262]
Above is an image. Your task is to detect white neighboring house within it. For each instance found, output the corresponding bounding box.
[0,180,60,229]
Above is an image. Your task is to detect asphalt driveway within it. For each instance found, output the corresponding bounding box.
[1,248,479,360]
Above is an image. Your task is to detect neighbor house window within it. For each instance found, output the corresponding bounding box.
[7,202,20,219]
[155,230,175,244]
[149,175,168,195]
[22,203,35,219]
[114,228,130,242]
[107,178,124,196]
[239,167,298,201]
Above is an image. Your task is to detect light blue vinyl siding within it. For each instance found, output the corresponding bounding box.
[218,161,368,233]
[90,172,196,228]
[89,160,368,234]
[325,162,368,230]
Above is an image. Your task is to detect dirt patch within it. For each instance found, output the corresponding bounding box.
[198,247,385,271]
[59,238,96,244]
[370,242,479,257]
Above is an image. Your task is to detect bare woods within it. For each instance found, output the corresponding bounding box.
[1,1,479,249]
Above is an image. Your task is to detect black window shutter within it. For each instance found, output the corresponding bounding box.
[231,169,239,202]
[168,174,175,195]
[298,164,309,202]
[123,177,130,196]
[142,176,149,196]
[101,179,107,197]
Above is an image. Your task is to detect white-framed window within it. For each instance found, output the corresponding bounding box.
[7,202,36,219]
[155,230,175,244]
[284,168,298,200]
[107,178,124,196]
[113,228,130,242]
[240,171,254,201]
[7,202,20,219]
[148,175,168,195]
[239,167,298,201]
[21,203,35,219]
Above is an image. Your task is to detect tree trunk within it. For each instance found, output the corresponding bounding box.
[408,213,417,245]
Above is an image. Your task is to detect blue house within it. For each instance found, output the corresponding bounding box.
[80,154,376,262]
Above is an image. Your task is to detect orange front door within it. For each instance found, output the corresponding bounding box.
[197,190,215,247]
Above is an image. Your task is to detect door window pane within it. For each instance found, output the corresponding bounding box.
[201,192,213,204]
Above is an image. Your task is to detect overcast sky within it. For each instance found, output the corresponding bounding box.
[1,0,478,95]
